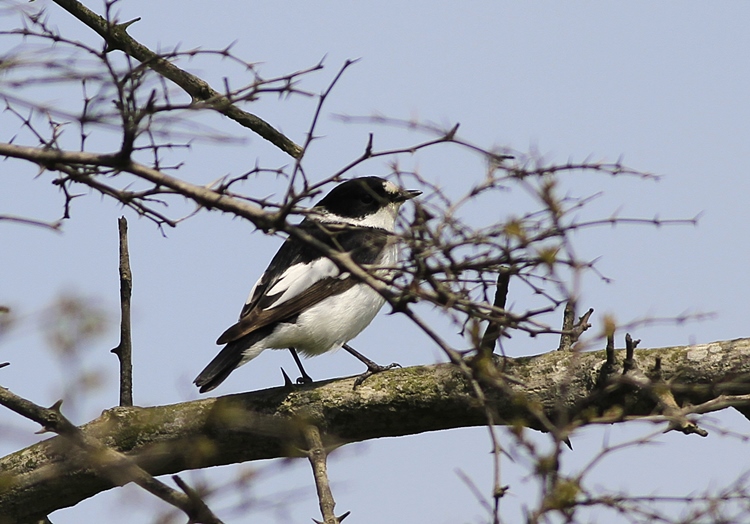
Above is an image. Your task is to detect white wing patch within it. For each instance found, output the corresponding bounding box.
[265,257,340,309]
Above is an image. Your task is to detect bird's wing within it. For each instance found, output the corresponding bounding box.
[216,224,391,345]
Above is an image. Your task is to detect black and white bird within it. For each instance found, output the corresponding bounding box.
[194,176,421,393]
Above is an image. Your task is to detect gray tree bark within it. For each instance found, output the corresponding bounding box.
[2,338,750,523]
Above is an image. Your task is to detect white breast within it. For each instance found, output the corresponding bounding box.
[253,243,398,357]
[279,282,387,356]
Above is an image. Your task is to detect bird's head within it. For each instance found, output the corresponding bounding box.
[314,176,421,230]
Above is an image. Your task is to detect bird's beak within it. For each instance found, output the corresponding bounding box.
[396,189,422,202]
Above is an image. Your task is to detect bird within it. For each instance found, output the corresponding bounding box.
[194,176,421,393]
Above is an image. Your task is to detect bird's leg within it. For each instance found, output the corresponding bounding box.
[342,343,400,387]
[288,347,313,384]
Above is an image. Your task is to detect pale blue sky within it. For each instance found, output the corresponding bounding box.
[2,2,750,523]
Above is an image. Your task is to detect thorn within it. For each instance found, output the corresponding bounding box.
[281,368,294,388]
[48,399,63,413]
[445,123,460,139]
[0,362,9,369]
[494,485,509,499]
[364,133,374,157]
[117,17,141,31]
[311,513,351,524]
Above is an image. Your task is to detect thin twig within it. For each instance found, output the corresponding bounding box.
[0,214,62,232]
[172,475,222,523]
[51,0,303,158]
[111,217,133,407]
[475,271,511,524]
[0,142,278,230]
[292,58,358,176]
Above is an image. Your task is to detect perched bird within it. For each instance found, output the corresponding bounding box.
[194,176,421,393]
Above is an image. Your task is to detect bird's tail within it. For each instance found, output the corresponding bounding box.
[194,328,271,393]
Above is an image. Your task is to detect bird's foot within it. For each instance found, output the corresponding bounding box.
[296,373,313,385]
[281,367,313,388]
[287,348,314,385]
[342,342,400,388]
[353,361,401,388]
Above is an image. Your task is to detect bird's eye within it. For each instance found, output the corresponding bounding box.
[360,193,375,204]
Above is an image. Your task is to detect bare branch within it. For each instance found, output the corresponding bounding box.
[0,386,223,523]
[303,425,346,524]
[0,4,734,522]
[3,338,750,521]
[558,305,594,352]
[0,142,277,229]
[558,301,576,352]
[479,271,511,355]
[51,0,304,158]
[172,475,224,524]
[110,217,133,407]
[0,214,62,232]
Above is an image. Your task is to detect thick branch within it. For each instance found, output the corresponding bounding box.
[2,338,750,521]
[51,0,303,158]
[0,388,223,524]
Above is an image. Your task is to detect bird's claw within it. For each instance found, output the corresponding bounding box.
[353,362,400,388]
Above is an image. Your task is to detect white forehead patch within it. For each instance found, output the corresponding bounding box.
[382,180,400,195]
